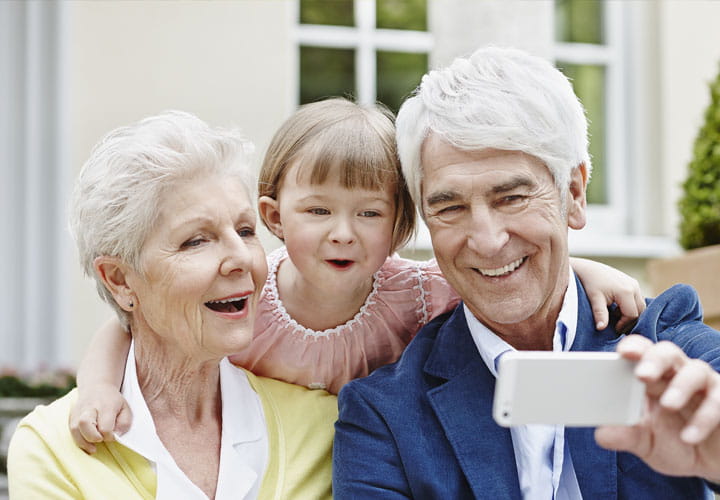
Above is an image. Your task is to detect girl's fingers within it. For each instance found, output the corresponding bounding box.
[587,290,610,330]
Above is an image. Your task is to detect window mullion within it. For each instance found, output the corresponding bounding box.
[355,0,375,105]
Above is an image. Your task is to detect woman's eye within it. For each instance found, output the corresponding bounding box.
[238,227,256,238]
[308,207,330,215]
[181,238,205,249]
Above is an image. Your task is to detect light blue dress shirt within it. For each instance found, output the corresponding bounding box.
[465,267,583,500]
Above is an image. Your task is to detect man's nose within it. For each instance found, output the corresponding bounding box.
[466,210,509,255]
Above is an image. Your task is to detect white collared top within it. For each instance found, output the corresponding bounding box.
[466,267,583,500]
[116,344,269,499]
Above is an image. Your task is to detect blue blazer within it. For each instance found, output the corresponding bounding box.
[334,279,720,499]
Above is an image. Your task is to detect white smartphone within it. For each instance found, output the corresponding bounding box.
[492,351,645,427]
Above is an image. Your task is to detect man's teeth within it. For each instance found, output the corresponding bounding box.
[478,257,525,277]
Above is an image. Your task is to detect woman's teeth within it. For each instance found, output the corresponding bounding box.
[205,297,247,313]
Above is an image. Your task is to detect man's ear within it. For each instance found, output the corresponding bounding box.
[258,196,284,240]
[94,256,136,312]
[567,163,588,230]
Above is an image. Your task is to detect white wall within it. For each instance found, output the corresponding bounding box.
[64,0,294,365]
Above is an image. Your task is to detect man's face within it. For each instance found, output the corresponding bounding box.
[421,135,587,340]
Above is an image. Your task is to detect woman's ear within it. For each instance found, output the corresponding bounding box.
[258,196,284,240]
[567,163,588,230]
[94,256,136,312]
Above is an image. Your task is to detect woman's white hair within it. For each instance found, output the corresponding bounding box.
[69,110,255,327]
[396,46,591,211]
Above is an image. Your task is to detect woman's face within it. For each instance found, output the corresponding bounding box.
[126,175,267,361]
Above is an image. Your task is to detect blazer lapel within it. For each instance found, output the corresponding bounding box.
[425,306,522,499]
[568,276,623,498]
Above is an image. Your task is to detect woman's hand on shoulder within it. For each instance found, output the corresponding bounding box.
[68,383,132,454]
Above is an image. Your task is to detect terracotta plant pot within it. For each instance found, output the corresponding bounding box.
[647,244,720,330]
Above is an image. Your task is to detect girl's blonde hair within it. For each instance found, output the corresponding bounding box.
[259,98,416,253]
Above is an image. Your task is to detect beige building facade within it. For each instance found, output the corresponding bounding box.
[2,0,720,370]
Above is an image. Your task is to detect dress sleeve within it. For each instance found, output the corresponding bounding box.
[333,384,412,499]
[416,258,461,324]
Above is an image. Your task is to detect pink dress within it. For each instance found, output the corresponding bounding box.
[230,247,460,395]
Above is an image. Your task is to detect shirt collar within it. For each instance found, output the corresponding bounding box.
[466,266,578,377]
[116,343,267,499]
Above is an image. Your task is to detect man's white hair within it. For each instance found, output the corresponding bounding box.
[69,110,255,327]
[396,46,591,210]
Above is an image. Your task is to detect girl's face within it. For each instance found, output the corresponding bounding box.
[261,163,396,294]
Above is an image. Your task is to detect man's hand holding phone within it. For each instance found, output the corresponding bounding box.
[595,335,720,483]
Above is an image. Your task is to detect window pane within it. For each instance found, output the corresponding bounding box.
[300,46,356,104]
[300,0,354,26]
[558,63,606,204]
[376,0,427,31]
[376,51,427,114]
[555,0,604,44]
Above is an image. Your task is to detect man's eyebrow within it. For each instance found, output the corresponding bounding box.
[425,191,459,207]
[491,177,535,194]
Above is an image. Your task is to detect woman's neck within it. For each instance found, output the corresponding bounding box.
[132,333,222,425]
[276,258,374,331]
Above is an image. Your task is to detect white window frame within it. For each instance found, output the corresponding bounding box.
[553,2,627,234]
[556,1,676,257]
[292,0,433,107]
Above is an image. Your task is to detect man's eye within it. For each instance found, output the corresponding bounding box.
[308,208,330,215]
[500,195,527,205]
[437,205,463,215]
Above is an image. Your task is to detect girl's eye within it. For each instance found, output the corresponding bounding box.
[308,208,330,215]
[359,210,381,217]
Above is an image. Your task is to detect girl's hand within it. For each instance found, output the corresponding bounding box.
[595,335,720,483]
[68,383,132,454]
[570,257,646,333]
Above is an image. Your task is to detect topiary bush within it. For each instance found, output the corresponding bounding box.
[678,64,720,250]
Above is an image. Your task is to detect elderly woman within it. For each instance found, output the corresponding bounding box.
[7,111,335,499]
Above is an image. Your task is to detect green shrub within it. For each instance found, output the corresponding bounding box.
[678,64,720,250]
[0,371,76,398]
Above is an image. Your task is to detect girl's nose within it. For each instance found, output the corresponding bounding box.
[329,217,356,245]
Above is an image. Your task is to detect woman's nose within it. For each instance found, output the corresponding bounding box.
[220,233,253,275]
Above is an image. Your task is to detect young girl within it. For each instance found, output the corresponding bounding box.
[70,98,645,451]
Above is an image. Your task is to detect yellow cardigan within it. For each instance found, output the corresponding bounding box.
[8,370,337,499]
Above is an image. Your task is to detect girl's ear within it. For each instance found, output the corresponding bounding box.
[94,256,136,312]
[258,195,284,240]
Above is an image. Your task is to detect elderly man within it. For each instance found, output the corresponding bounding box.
[333,47,720,499]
